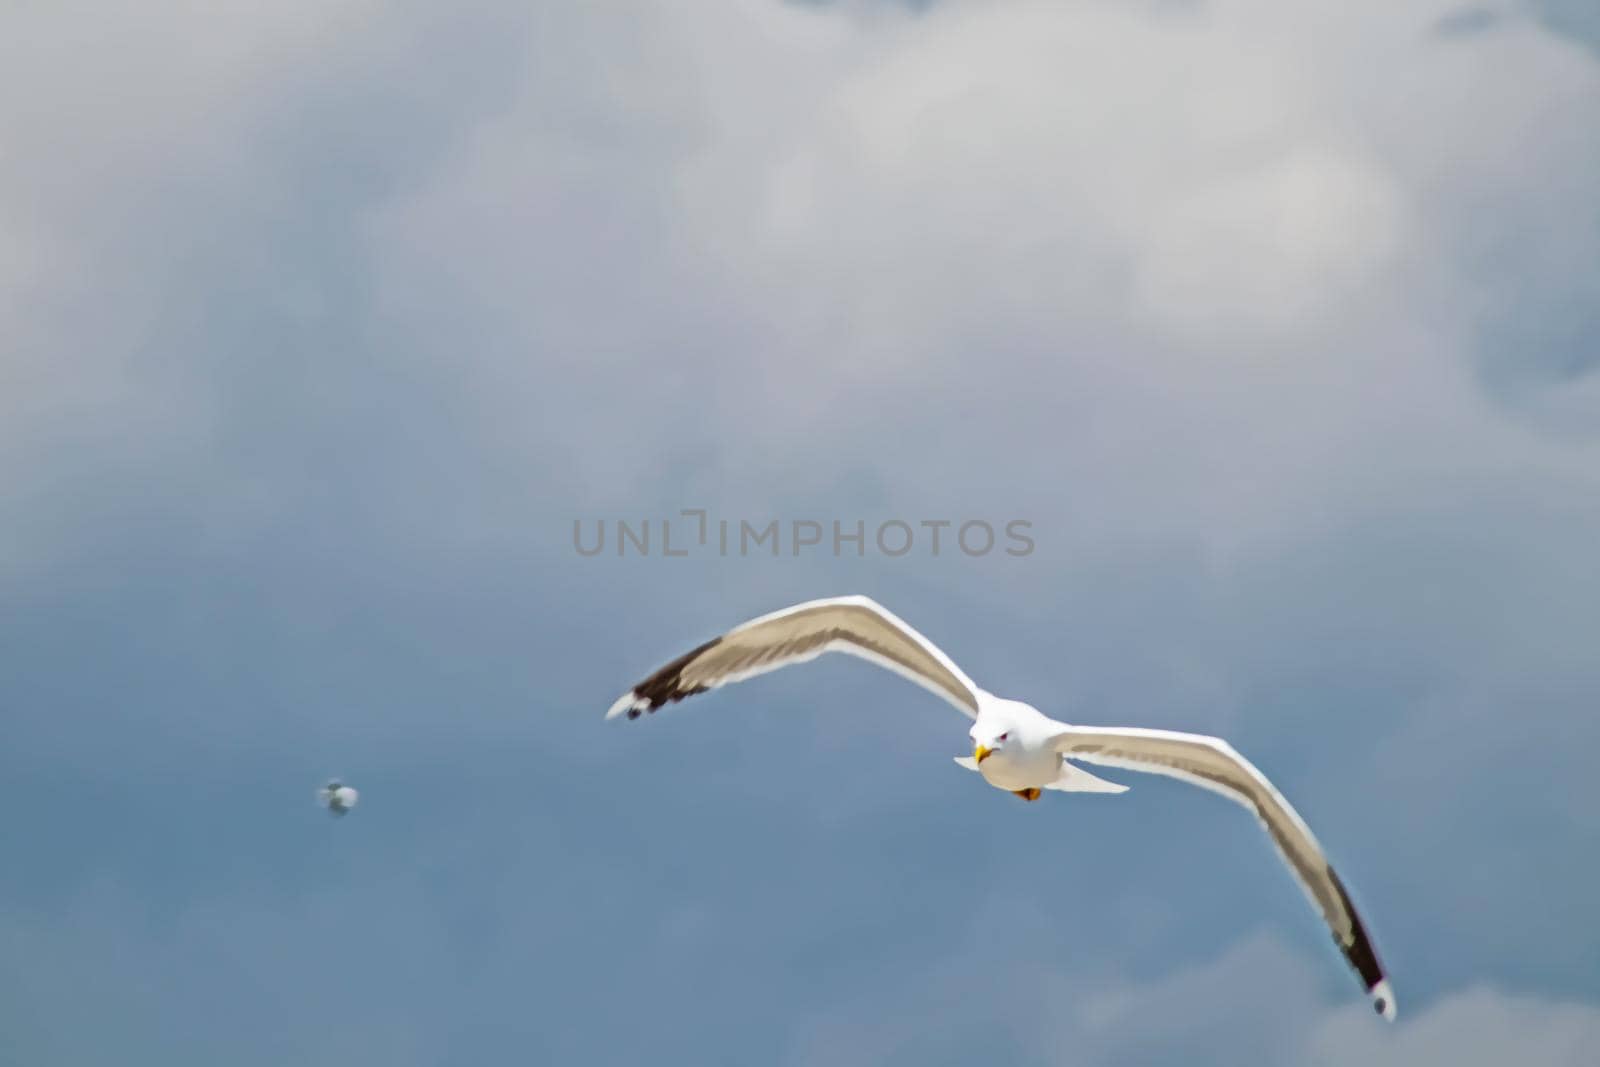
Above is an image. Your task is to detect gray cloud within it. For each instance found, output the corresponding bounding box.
[1534,0,1600,54]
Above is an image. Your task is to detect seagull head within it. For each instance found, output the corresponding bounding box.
[970,699,1047,765]
[970,722,1015,765]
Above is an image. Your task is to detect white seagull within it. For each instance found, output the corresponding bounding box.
[318,779,359,817]
[606,595,1396,1020]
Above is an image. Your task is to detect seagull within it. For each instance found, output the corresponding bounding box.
[318,779,359,817]
[606,595,1396,1020]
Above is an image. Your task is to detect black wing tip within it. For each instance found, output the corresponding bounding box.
[1362,976,1397,1021]
[1326,866,1397,1021]
[606,637,722,720]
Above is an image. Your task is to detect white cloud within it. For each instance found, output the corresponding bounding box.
[785,925,1600,1067]
[351,0,1600,561]
[1302,985,1600,1067]
[0,0,391,578]
[8,0,1598,550]
[1048,932,1600,1067]
[1131,143,1402,336]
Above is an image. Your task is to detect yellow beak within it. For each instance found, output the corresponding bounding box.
[974,744,993,764]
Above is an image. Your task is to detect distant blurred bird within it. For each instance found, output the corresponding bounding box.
[608,595,1397,1020]
[318,779,359,816]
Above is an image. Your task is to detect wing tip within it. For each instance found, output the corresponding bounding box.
[605,691,647,720]
[606,636,723,721]
[1322,865,1394,1021]
[1370,979,1397,1022]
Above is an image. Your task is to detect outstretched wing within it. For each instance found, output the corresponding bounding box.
[606,595,984,720]
[1049,725,1396,1021]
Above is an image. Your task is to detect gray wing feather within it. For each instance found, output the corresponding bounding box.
[606,595,983,720]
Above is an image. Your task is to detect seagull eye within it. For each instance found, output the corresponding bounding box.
[997,733,1008,742]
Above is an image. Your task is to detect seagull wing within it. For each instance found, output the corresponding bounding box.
[1049,724,1396,1021]
[606,595,984,720]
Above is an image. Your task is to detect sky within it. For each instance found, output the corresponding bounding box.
[2,0,1599,1063]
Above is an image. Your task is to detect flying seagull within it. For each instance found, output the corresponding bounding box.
[606,595,1396,1020]
[318,779,359,817]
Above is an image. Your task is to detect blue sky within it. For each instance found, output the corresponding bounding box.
[3,1,1599,1064]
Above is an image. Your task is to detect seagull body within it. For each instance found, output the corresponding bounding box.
[607,595,1396,1020]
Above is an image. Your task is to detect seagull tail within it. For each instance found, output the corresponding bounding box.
[1044,761,1129,794]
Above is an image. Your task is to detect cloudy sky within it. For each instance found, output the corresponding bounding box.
[3,1,1599,1063]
